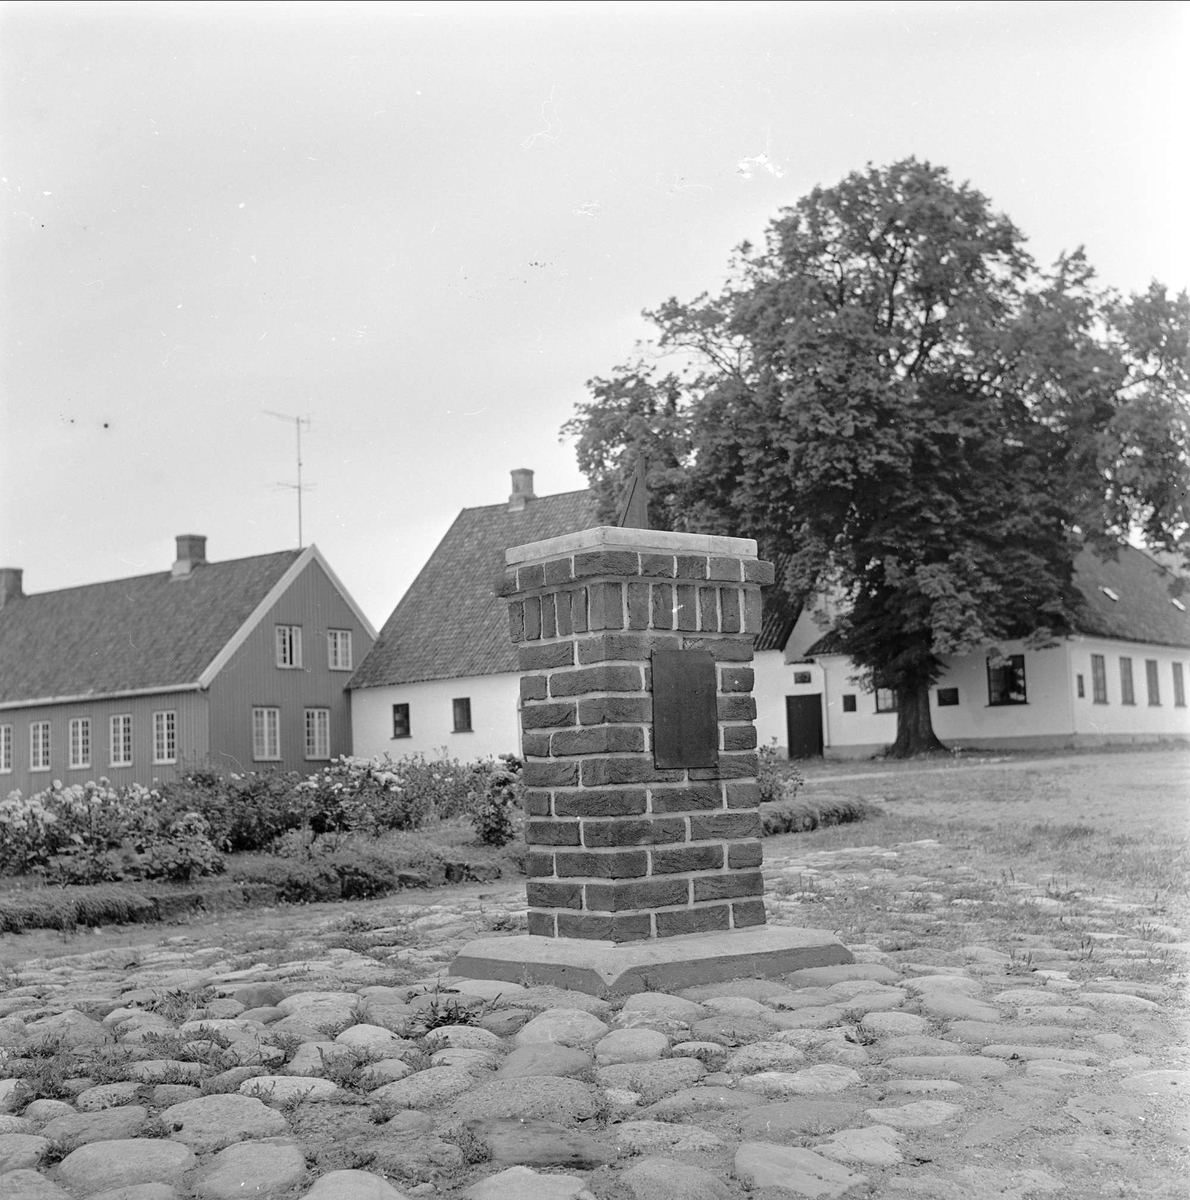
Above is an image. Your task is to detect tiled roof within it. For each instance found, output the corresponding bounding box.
[0,551,302,704]
[805,543,1189,656]
[349,490,598,688]
[755,552,804,652]
[1071,543,1189,648]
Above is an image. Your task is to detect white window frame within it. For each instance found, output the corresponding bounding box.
[110,713,133,767]
[275,625,303,669]
[253,707,281,761]
[152,710,177,765]
[69,717,92,770]
[0,724,12,773]
[327,629,353,671]
[304,707,330,760]
[30,721,51,771]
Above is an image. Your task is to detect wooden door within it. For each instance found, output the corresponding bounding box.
[785,694,824,759]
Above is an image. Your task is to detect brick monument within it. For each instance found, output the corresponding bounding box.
[450,524,851,994]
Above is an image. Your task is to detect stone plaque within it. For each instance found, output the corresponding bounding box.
[652,648,719,769]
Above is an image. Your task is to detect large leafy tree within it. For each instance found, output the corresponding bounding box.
[564,159,1189,756]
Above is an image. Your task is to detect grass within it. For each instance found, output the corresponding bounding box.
[759,747,1189,981]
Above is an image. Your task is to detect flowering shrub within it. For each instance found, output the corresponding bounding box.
[758,739,804,805]
[468,755,523,847]
[159,770,306,854]
[1,779,159,878]
[1,751,522,881]
[138,812,225,882]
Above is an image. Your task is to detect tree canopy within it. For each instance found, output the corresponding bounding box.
[563,159,1189,756]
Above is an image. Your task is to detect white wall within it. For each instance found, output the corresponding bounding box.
[1068,637,1190,740]
[818,655,896,757]
[755,651,827,755]
[350,672,522,764]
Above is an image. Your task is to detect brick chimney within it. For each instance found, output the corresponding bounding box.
[0,568,23,609]
[172,534,208,579]
[509,469,536,513]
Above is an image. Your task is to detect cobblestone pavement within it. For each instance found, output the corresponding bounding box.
[1,841,1187,1200]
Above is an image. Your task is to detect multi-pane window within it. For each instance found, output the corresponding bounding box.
[1146,659,1160,706]
[875,688,897,712]
[252,707,281,760]
[1174,662,1186,708]
[1119,657,1135,705]
[110,714,133,767]
[305,708,330,760]
[30,721,51,771]
[0,724,11,773]
[987,654,1027,706]
[275,625,302,669]
[327,629,353,671]
[453,697,472,733]
[1091,654,1108,704]
[69,718,91,769]
[153,710,177,764]
[392,703,411,739]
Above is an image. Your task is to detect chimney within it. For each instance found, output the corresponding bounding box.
[172,534,208,579]
[0,568,23,609]
[508,469,536,513]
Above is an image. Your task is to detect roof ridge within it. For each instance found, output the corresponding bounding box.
[14,547,304,600]
[458,487,595,518]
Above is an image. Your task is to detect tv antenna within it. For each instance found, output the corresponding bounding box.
[263,410,314,547]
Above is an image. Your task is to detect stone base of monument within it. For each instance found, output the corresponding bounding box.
[449,926,853,996]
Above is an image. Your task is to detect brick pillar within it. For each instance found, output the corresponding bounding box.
[501,527,775,943]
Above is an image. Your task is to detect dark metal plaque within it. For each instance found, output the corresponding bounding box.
[652,649,719,769]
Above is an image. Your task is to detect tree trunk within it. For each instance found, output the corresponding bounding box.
[889,681,948,758]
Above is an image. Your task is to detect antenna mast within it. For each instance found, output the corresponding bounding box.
[263,410,314,547]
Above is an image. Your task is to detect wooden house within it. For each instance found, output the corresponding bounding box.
[0,535,376,796]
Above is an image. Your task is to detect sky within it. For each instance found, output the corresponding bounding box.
[1,0,1187,630]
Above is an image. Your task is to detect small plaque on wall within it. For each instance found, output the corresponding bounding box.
[652,649,719,769]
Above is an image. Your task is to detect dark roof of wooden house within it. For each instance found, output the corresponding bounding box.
[349,489,598,688]
[0,550,302,705]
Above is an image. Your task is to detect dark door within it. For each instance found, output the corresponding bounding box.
[786,694,824,759]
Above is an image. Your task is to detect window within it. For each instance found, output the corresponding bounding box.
[153,711,177,764]
[0,725,11,773]
[793,671,812,685]
[304,708,330,759]
[69,718,91,769]
[1174,662,1186,708]
[275,625,302,669]
[841,694,857,713]
[327,629,353,671]
[392,703,411,739]
[1091,654,1108,704]
[987,654,1027,706]
[937,687,959,707]
[252,707,281,760]
[875,688,897,712]
[1076,674,1085,699]
[110,714,133,767]
[1146,659,1160,706]
[1119,657,1135,705]
[30,721,51,771]
[452,697,472,733]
